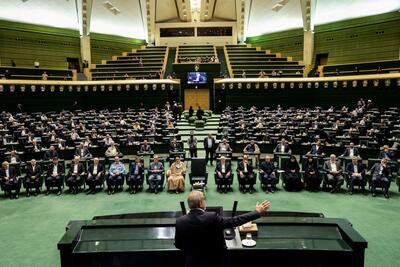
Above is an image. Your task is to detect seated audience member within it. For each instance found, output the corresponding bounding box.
[216,139,232,154]
[43,146,58,160]
[140,140,153,153]
[6,150,21,163]
[369,158,390,198]
[303,156,321,191]
[243,140,260,154]
[308,139,324,156]
[128,157,144,194]
[342,142,360,158]
[215,156,232,193]
[103,134,114,146]
[86,158,104,194]
[31,139,42,152]
[82,136,92,147]
[241,70,246,78]
[105,142,120,157]
[66,156,85,194]
[237,155,256,193]
[167,156,186,194]
[45,157,63,196]
[196,107,204,120]
[187,131,198,158]
[70,129,80,140]
[378,145,394,161]
[75,143,92,158]
[258,70,267,78]
[346,156,366,195]
[55,138,66,150]
[24,159,42,197]
[148,155,164,194]
[259,155,277,193]
[283,156,302,191]
[107,156,125,195]
[169,138,182,153]
[132,122,141,130]
[274,138,291,154]
[323,154,344,193]
[167,120,175,129]
[0,161,21,199]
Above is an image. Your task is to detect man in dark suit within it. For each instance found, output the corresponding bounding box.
[139,140,153,153]
[237,154,256,193]
[346,156,365,194]
[148,155,164,194]
[75,143,92,158]
[6,150,21,164]
[342,142,360,158]
[128,157,144,194]
[323,154,344,193]
[45,157,64,195]
[378,145,394,161]
[273,138,291,154]
[308,139,324,156]
[0,161,21,199]
[66,156,85,194]
[259,155,277,192]
[203,133,216,165]
[175,191,270,267]
[43,145,58,160]
[169,138,182,153]
[369,158,390,198]
[215,156,232,193]
[86,158,104,194]
[25,159,42,197]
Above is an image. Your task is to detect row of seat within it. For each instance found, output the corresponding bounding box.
[91,46,167,80]
[323,59,400,77]
[0,66,73,80]
[225,45,304,78]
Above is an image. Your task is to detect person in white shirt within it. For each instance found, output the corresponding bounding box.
[323,154,344,193]
[66,156,85,194]
[86,158,104,194]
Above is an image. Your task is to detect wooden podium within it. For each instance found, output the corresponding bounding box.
[184,88,209,110]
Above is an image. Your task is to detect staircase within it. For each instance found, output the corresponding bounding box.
[177,114,220,157]
[216,46,229,77]
[164,47,176,78]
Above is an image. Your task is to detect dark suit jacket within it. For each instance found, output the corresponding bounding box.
[129,163,144,176]
[236,161,254,173]
[169,142,182,152]
[43,150,58,160]
[370,163,390,179]
[47,163,64,177]
[215,162,232,174]
[378,151,394,160]
[26,164,42,178]
[5,155,21,163]
[203,137,216,150]
[346,163,365,177]
[139,144,152,152]
[68,163,85,175]
[0,167,17,180]
[342,147,360,157]
[310,144,324,155]
[87,164,104,176]
[259,161,275,174]
[75,147,91,157]
[175,209,260,267]
[274,143,291,153]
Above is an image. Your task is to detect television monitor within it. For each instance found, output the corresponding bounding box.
[187,72,207,84]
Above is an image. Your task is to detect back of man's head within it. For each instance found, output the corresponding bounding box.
[187,190,204,210]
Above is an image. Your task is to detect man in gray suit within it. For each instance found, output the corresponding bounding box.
[323,154,344,193]
[369,158,390,198]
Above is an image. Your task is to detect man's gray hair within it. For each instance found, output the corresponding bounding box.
[187,190,204,209]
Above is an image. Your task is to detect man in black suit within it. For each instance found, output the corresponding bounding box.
[75,143,92,158]
[346,156,365,194]
[25,159,42,197]
[86,158,105,194]
[43,145,58,160]
[369,158,390,198]
[308,139,324,156]
[237,154,256,193]
[0,161,21,199]
[175,191,270,267]
[45,157,64,195]
[273,138,291,154]
[6,150,21,164]
[203,133,216,165]
[342,142,360,158]
[66,156,85,194]
[215,156,232,193]
[139,140,152,153]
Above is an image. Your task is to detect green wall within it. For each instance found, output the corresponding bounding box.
[0,20,145,69]
[246,12,400,65]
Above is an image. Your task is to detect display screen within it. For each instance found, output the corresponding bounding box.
[187,72,207,84]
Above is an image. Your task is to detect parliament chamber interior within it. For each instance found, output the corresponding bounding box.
[0,1,400,267]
